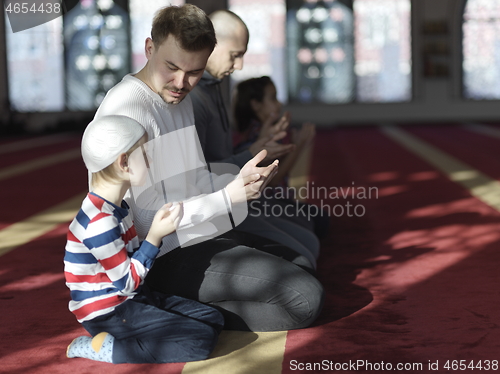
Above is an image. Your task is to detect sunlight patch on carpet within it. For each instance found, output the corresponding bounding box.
[0,273,65,292]
[182,331,287,374]
[0,193,85,256]
[0,148,81,181]
[382,126,500,212]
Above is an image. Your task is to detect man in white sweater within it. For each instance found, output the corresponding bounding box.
[94,4,324,332]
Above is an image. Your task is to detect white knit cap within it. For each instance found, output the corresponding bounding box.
[82,115,146,173]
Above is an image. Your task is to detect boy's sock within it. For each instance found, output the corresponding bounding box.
[67,332,114,363]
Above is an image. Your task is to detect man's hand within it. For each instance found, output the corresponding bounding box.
[249,134,294,164]
[225,173,263,204]
[259,111,290,140]
[292,122,316,148]
[257,158,279,192]
[248,112,294,164]
[226,150,279,204]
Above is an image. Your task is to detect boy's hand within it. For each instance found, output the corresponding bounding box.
[146,202,184,247]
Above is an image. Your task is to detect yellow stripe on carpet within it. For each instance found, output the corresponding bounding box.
[381,126,500,211]
[0,193,85,257]
[0,133,76,155]
[0,148,81,181]
[182,331,288,374]
[463,123,500,139]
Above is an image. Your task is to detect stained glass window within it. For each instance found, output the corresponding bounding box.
[64,0,130,110]
[5,16,65,112]
[5,0,413,113]
[229,0,287,103]
[288,0,355,103]
[240,0,412,104]
[5,0,133,112]
[463,0,500,100]
[354,0,412,102]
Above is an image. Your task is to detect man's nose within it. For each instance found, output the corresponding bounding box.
[233,57,244,71]
[174,71,186,89]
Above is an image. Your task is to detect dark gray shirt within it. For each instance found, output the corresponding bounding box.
[190,71,252,168]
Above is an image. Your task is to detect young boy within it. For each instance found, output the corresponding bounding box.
[64,115,224,364]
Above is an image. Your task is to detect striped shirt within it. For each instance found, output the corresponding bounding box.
[64,192,159,322]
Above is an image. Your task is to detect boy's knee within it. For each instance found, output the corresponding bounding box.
[208,308,225,332]
[188,325,221,361]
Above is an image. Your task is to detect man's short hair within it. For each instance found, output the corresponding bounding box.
[151,4,217,52]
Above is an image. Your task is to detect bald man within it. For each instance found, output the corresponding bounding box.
[190,10,321,267]
[191,10,292,167]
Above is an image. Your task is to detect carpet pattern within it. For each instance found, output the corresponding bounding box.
[1,125,500,373]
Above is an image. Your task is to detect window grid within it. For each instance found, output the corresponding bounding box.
[463,0,500,100]
[5,0,412,112]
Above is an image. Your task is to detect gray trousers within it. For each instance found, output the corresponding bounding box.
[236,212,320,269]
[145,231,324,332]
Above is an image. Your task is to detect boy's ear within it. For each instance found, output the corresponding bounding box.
[117,153,129,171]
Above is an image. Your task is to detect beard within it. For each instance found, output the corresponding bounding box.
[158,85,190,105]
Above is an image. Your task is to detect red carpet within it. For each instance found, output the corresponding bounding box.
[407,124,500,180]
[284,126,500,373]
[2,126,500,373]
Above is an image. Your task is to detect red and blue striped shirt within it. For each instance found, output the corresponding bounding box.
[64,192,159,322]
